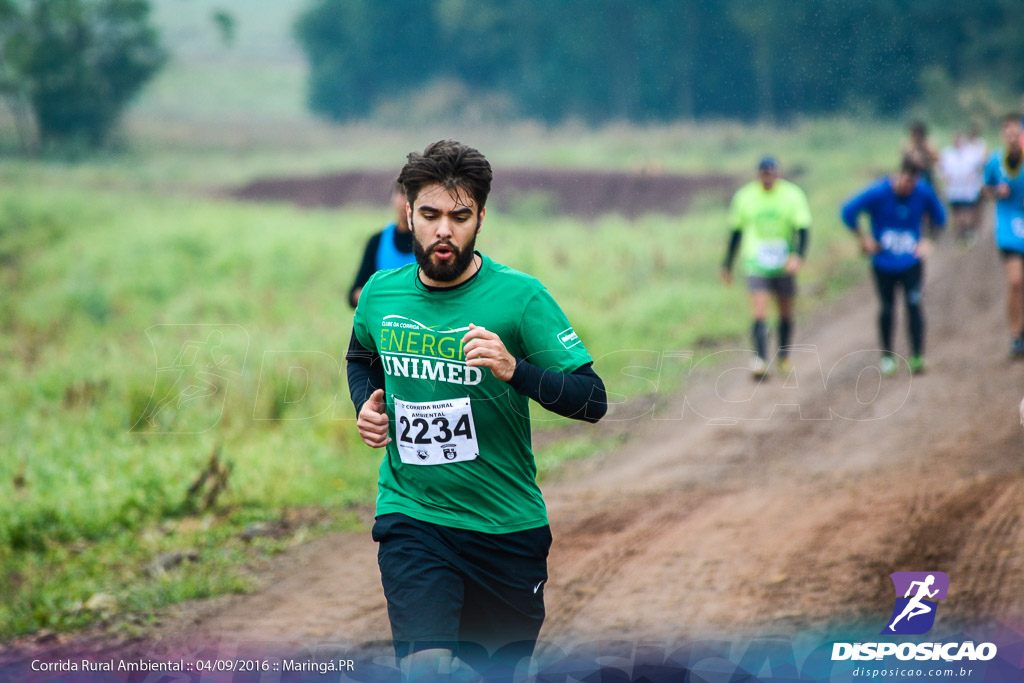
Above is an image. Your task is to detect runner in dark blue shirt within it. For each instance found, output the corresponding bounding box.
[841,159,947,376]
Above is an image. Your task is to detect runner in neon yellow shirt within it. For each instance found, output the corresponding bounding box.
[722,157,811,378]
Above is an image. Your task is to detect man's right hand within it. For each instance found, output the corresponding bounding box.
[720,268,733,285]
[357,388,391,448]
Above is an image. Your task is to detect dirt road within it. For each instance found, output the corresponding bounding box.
[160,230,1023,651]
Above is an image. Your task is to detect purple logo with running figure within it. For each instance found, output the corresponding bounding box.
[882,571,949,635]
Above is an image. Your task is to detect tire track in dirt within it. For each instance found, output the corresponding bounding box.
[914,475,1024,621]
[544,490,713,635]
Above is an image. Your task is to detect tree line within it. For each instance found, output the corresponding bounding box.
[3,2,1024,151]
[295,0,1024,124]
[0,0,165,150]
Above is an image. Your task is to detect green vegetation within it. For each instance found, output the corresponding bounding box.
[295,1,1024,123]
[0,188,378,637]
[0,0,166,149]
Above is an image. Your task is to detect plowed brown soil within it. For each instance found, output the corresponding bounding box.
[230,169,736,218]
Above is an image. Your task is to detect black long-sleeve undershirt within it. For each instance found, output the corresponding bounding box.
[794,227,808,258]
[723,229,742,271]
[346,330,386,413]
[345,330,607,423]
[507,356,607,422]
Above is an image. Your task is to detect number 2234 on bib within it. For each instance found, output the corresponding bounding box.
[394,397,479,466]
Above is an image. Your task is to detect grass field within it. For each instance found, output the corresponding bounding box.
[0,1,968,643]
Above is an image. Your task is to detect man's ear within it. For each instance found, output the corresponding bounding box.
[477,207,485,233]
[406,202,413,227]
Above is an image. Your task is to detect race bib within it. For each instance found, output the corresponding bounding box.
[1012,217,1024,239]
[394,397,479,466]
[755,240,789,269]
[879,229,917,256]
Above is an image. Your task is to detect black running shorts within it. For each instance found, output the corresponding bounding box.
[371,513,552,665]
[746,274,796,297]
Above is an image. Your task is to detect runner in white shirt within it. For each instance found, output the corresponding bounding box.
[938,130,987,244]
[964,124,988,167]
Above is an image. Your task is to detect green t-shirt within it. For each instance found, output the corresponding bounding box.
[351,253,593,533]
[728,178,812,276]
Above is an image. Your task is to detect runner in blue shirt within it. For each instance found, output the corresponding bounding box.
[348,182,417,307]
[983,113,1024,357]
[841,159,946,376]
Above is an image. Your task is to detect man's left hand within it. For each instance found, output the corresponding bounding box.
[462,324,516,381]
[785,254,802,274]
[915,238,933,260]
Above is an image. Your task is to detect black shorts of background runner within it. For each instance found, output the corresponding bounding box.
[746,274,796,297]
[372,513,551,671]
[872,262,924,356]
[1000,248,1024,261]
[949,199,981,209]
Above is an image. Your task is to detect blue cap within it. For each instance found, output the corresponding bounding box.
[758,156,778,171]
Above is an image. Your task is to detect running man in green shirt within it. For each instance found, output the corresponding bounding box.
[721,156,811,378]
[346,140,607,680]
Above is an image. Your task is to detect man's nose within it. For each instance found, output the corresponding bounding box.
[435,217,454,239]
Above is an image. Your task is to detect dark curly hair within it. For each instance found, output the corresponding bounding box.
[397,140,492,212]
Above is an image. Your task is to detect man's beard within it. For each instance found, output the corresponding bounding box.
[413,229,478,283]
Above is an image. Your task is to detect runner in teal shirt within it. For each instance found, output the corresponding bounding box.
[983,114,1024,356]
